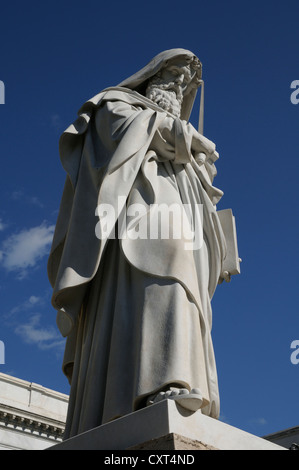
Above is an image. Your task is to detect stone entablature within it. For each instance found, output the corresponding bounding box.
[0,373,68,450]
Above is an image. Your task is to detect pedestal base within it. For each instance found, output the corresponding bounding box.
[48,399,285,451]
[128,432,217,450]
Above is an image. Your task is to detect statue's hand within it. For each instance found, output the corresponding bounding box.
[218,271,231,284]
[190,127,219,164]
[194,150,219,164]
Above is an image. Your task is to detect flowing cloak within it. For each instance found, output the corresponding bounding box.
[47,49,227,438]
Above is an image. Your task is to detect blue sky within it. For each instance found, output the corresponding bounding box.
[0,0,298,439]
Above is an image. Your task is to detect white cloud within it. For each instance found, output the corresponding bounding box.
[4,295,64,354]
[11,190,23,201]
[0,219,7,231]
[249,417,267,426]
[7,295,43,318]
[14,314,64,351]
[28,295,41,305]
[0,222,55,278]
[11,190,44,208]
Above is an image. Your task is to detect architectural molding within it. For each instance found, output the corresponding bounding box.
[0,373,68,450]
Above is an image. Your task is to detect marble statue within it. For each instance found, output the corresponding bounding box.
[48,48,240,439]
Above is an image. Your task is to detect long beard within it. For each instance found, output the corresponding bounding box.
[146,81,183,118]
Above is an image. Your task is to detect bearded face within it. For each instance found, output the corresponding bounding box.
[146,77,183,118]
[145,59,196,118]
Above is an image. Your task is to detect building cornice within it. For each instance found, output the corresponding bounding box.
[0,403,65,442]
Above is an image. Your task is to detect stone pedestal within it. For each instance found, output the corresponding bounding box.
[48,399,285,451]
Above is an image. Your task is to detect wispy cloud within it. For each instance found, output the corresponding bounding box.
[50,114,63,132]
[0,222,55,278]
[11,190,44,208]
[7,295,44,318]
[4,294,64,354]
[0,218,7,231]
[249,417,267,426]
[14,313,65,351]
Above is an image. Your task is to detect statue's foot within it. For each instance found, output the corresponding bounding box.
[146,387,203,411]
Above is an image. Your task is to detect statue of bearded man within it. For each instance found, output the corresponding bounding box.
[48,49,229,440]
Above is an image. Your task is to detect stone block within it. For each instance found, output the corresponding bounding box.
[48,399,285,451]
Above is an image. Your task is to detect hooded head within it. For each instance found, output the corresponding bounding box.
[118,48,203,122]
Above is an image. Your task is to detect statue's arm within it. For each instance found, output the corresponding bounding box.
[95,100,218,167]
[95,100,148,148]
[149,116,219,165]
[96,101,181,163]
[148,116,177,161]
